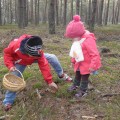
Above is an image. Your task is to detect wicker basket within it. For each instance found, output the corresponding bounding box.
[3,69,26,92]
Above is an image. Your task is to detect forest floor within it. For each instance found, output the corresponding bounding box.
[0,24,120,120]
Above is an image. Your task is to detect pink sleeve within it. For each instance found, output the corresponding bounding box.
[85,38,101,70]
[71,58,76,64]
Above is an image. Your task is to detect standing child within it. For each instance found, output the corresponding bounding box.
[65,15,101,98]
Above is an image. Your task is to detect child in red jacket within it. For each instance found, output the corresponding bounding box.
[65,15,101,98]
[3,35,58,111]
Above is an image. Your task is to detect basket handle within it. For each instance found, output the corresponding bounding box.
[9,69,24,81]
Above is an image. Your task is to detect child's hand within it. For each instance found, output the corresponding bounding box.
[10,67,16,72]
[48,82,58,93]
[89,68,94,72]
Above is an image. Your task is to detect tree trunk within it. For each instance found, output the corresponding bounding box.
[95,1,99,24]
[63,0,67,26]
[35,0,39,25]
[6,1,9,23]
[85,0,88,23]
[37,0,40,24]
[24,0,28,27]
[18,0,27,28]
[80,0,83,19]
[116,1,120,24]
[30,0,34,24]
[104,0,110,25]
[0,0,2,25]
[87,0,92,26]
[55,0,59,25]
[112,0,115,24]
[43,0,47,23]
[114,0,120,24]
[76,0,80,15]
[89,0,97,32]
[59,0,63,24]
[70,0,73,20]
[3,0,6,25]
[15,0,18,23]
[98,0,104,26]
[48,0,55,34]
[9,0,12,24]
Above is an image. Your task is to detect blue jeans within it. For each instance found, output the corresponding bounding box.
[3,53,63,105]
[44,53,63,76]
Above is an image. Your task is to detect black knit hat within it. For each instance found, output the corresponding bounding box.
[25,36,43,56]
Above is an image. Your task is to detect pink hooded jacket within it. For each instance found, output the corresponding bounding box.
[71,31,101,74]
[65,15,101,75]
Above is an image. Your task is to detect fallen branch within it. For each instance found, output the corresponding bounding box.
[82,115,104,119]
[102,53,120,58]
[101,93,120,97]
[82,115,97,119]
[94,93,120,101]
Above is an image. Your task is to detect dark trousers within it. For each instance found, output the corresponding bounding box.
[74,71,90,92]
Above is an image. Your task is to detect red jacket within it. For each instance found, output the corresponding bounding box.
[3,34,53,84]
[71,31,101,74]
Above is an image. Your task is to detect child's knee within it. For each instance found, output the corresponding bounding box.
[50,54,58,61]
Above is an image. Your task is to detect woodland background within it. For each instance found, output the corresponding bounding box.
[0,0,120,120]
[0,0,119,31]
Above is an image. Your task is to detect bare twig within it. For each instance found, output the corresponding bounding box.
[82,114,105,119]
[101,93,120,97]
[82,115,97,119]
[36,89,42,99]
[95,93,120,101]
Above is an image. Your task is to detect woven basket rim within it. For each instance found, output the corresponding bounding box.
[4,73,25,84]
[3,69,26,92]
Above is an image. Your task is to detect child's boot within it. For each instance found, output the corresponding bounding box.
[75,90,88,98]
[68,71,81,92]
[68,77,80,92]
[68,83,79,92]
[59,73,72,82]
[75,79,88,98]
[4,103,12,111]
